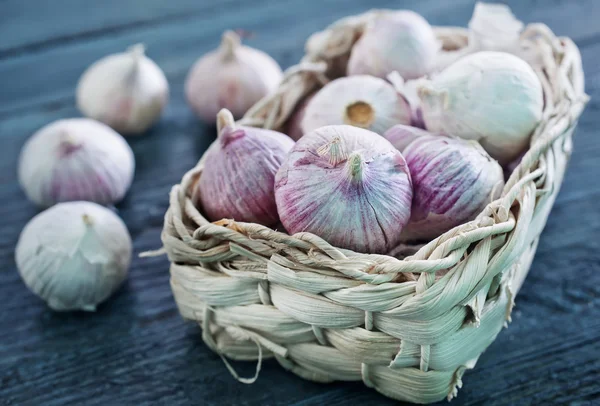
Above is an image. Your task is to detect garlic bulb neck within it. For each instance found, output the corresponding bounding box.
[220,31,241,60]
[344,101,375,128]
[346,152,365,182]
[126,43,146,81]
[219,128,246,147]
[58,132,82,156]
[316,136,348,166]
[216,108,241,146]
[128,43,146,64]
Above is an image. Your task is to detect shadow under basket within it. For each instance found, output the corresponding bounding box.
[161,9,588,404]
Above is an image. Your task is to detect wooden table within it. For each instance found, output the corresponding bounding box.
[1,1,599,405]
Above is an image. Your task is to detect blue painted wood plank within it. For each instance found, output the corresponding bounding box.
[0,0,243,55]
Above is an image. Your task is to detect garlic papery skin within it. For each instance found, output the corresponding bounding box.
[402,136,504,241]
[185,31,283,123]
[18,118,135,208]
[347,11,438,80]
[301,75,411,136]
[286,91,316,141]
[76,44,169,135]
[15,201,132,311]
[416,51,544,164]
[193,109,294,226]
[383,124,434,153]
[275,125,413,254]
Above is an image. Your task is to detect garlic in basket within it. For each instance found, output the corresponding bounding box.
[15,201,132,311]
[416,51,544,164]
[402,135,504,241]
[348,10,438,80]
[18,118,135,207]
[275,125,413,254]
[302,75,411,135]
[76,44,169,135]
[185,31,283,123]
[193,109,294,226]
[286,91,316,141]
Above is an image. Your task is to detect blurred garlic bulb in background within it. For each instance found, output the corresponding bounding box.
[348,10,439,80]
[185,31,283,123]
[15,201,132,311]
[18,118,135,207]
[416,51,543,164]
[76,44,169,135]
[301,75,411,135]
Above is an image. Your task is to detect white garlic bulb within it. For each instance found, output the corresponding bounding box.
[185,31,283,122]
[301,75,411,135]
[15,201,132,311]
[18,118,135,207]
[76,44,169,135]
[348,10,439,80]
[416,51,543,164]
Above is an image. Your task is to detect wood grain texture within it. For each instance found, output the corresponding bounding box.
[1,0,599,405]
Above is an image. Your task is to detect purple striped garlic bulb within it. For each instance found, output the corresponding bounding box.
[275,125,413,254]
[18,118,135,207]
[383,124,434,153]
[194,109,294,226]
[348,11,439,80]
[301,75,411,136]
[402,136,504,241]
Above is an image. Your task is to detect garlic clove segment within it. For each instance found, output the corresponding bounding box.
[402,136,504,241]
[193,109,294,226]
[15,201,132,311]
[301,75,411,136]
[275,125,413,254]
[18,118,135,207]
[416,51,544,164]
[348,10,439,80]
[76,44,169,135]
[185,31,284,123]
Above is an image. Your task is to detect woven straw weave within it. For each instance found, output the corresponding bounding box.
[160,8,588,404]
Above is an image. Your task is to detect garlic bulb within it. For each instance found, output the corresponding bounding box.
[384,124,433,153]
[15,201,132,311]
[185,31,283,122]
[76,44,169,135]
[402,135,504,241]
[18,118,135,207]
[416,51,544,164]
[193,109,294,226]
[347,11,438,80]
[275,125,413,254]
[302,75,411,135]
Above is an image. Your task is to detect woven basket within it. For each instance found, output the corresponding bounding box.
[161,8,588,404]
